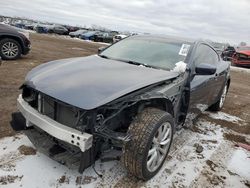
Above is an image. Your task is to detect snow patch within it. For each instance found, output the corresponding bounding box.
[0,119,248,188]
[228,148,250,179]
[205,111,243,123]
[70,47,85,51]
[146,120,224,187]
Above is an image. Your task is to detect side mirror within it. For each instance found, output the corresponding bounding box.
[195,63,216,75]
[98,46,106,54]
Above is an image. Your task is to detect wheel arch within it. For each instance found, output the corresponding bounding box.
[137,97,174,117]
[0,35,24,53]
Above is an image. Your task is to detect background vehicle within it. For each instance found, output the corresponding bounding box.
[64,26,80,33]
[113,34,127,43]
[49,26,69,35]
[23,24,35,30]
[16,35,230,180]
[69,29,87,38]
[93,32,118,43]
[221,46,236,61]
[34,24,48,33]
[231,46,250,67]
[0,24,31,60]
[79,31,99,40]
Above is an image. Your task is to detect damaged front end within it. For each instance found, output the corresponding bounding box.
[232,52,250,67]
[17,75,184,173]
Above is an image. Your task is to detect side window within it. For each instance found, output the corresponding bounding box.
[195,44,219,66]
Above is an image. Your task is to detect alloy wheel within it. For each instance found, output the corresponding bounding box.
[147,122,172,172]
[1,42,19,58]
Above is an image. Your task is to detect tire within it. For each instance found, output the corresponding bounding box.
[0,38,22,60]
[122,108,174,180]
[209,83,228,111]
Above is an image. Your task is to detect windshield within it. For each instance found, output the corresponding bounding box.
[100,36,192,70]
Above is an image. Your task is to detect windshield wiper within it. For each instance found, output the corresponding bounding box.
[124,60,160,70]
[99,56,164,70]
[126,60,142,66]
[115,59,145,66]
[98,54,110,59]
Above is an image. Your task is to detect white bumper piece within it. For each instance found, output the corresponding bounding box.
[17,94,93,152]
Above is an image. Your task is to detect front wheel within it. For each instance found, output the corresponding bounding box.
[122,108,174,180]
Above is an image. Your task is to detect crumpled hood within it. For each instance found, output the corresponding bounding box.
[25,55,179,110]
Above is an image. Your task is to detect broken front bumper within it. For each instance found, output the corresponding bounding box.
[17,94,93,152]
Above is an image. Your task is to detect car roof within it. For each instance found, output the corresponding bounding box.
[83,31,97,36]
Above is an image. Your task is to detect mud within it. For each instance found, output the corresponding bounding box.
[201,115,250,135]
[0,175,23,185]
[75,175,97,185]
[57,175,69,184]
[206,160,219,172]
[18,145,37,155]
[223,133,250,145]
[194,143,203,153]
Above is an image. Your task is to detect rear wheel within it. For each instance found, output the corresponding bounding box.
[122,108,174,180]
[0,38,21,60]
[209,83,228,111]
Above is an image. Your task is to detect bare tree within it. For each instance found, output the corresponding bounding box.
[239,41,247,46]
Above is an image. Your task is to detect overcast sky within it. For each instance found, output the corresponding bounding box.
[1,0,250,44]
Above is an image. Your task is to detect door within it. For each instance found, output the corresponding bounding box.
[209,60,227,105]
[187,44,219,118]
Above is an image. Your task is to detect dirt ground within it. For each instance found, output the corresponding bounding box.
[0,33,250,188]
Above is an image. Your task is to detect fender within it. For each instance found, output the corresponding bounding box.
[0,32,26,51]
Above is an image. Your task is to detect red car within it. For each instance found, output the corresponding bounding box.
[232,46,250,67]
